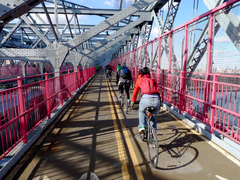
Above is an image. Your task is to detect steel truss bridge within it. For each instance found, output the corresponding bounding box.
[0,0,239,78]
[0,0,240,178]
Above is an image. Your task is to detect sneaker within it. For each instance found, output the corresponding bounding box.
[139,126,145,134]
[118,94,122,98]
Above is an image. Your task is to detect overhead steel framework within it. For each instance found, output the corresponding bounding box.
[0,0,182,74]
[0,0,240,78]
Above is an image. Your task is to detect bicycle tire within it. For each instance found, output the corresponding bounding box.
[123,91,128,114]
[147,124,159,168]
[121,93,124,107]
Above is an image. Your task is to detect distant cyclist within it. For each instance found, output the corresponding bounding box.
[131,67,161,133]
[116,64,121,72]
[116,63,132,104]
[95,64,99,73]
[105,64,112,79]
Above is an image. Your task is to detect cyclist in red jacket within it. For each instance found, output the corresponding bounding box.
[131,67,161,133]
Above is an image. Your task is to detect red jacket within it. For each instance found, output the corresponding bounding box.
[132,74,160,103]
[131,74,142,103]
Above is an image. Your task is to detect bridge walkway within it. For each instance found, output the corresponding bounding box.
[8,69,240,180]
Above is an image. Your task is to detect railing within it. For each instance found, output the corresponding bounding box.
[0,62,75,79]
[110,0,240,144]
[0,67,96,160]
[159,71,240,144]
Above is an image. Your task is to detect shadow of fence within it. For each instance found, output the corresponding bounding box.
[157,125,200,170]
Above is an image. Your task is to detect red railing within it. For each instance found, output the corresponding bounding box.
[110,0,240,144]
[0,67,96,160]
[0,62,75,79]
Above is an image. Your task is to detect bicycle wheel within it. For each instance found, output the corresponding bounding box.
[121,93,124,107]
[123,92,128,114]
[147,124,159,168]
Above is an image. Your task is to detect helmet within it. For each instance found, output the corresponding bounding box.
[142,67,150,75]
[138,68,143,74]
[121,63,126,67]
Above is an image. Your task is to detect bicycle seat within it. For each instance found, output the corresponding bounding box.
[144,106,156,113]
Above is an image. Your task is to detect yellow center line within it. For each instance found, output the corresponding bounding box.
[106,79,130,180]
[106,78,144,180]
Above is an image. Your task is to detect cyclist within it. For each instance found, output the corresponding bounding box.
[116,64,121,71]
[105,64,112,79]
[131,67,161,133]
[116,63,132,104]
[95,64,99,73]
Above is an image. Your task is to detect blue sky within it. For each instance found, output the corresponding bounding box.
[55,0,211,42]
[64,0,210,28]
[42,0,240,70]
[49,0,211,41]
[173,0,209,27]
[6,0,239,70]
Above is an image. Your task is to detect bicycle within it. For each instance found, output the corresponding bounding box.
[140,106,159,168]
[107,71,112,81]
[120,84,128,114]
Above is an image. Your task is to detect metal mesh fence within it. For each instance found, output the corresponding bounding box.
[212,4,240,75]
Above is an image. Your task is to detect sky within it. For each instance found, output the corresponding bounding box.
[38,0,240,69]
[61,0,210,28]
[48,0,210,40]
[40,0,211,37]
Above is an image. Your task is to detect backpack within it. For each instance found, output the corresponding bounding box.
[107,65,112,72]
[140,74,159,95]
[120,67,130,79]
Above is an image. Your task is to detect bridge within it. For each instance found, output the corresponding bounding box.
[0,0,240,179]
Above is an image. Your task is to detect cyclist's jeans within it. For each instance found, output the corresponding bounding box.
[139,97,160,130]
[119,83,131,99]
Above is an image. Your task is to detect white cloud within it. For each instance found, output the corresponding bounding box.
[104,0,115,7]
[150,26,160,39]
[214,35,230,43]
[162,3,170,12]
[75,15,89,24]
[104,0,134,8]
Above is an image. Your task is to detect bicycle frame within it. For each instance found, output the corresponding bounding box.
[140,106,159,168]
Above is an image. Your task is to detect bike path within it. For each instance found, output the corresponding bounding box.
[10,69,240,180]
